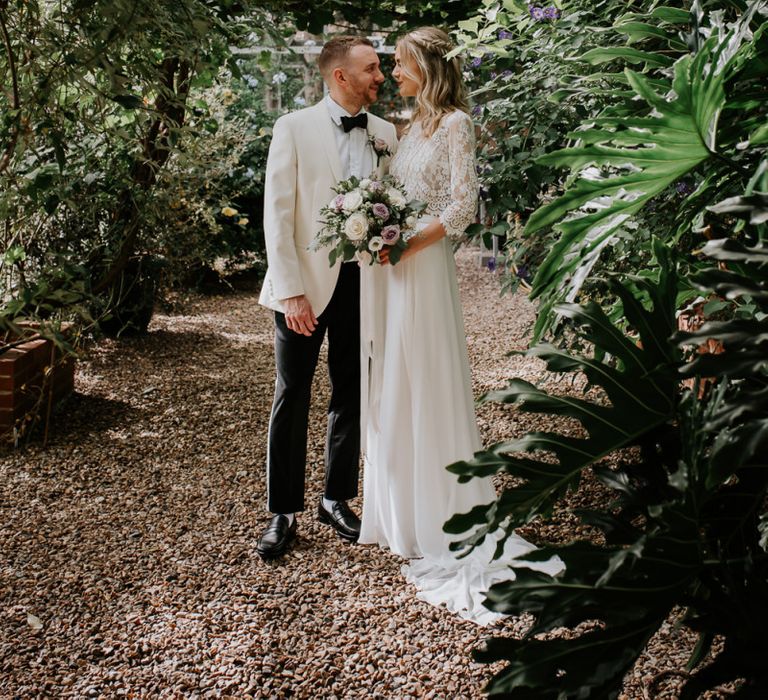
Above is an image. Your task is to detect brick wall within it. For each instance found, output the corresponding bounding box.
[0,337,75,439]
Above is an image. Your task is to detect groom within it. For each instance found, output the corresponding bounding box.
[256,36,397,558]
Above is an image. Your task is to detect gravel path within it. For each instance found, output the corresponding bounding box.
[1,250,713,698]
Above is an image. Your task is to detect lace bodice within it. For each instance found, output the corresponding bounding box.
[390,110,479,241]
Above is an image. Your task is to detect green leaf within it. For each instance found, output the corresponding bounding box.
[446,265,679,551]
[749,122,768,145]
[111,93,145,110]
[650,7,691,25]
[613,21,688,50]
[580,47,674,67]
[524,26,749,335]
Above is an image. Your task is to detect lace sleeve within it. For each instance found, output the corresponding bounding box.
[439,111,479,241]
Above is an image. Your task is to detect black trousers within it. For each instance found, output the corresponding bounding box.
[266,263,360,514]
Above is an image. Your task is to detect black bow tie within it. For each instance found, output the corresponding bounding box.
[340,113,368,133]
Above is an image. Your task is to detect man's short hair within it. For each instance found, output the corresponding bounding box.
[318,36,375,78]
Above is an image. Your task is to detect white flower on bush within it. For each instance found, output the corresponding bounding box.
[342,189,364,212]
[344,211,369,241]
[386,188,407,208]
[368,236,384,252]
[356,249,373,265]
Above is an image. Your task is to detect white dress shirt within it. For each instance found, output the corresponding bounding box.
[324,95,375,179]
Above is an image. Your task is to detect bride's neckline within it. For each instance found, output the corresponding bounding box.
[409,110,460,138]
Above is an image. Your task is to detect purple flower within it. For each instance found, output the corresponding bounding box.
[490,71,498,79]
[487,257,497,272]
[372,202,390,220]
[334,194,345,210]
[529,4,559,21]
[472,105,483,117]
[381,225,401,244]
[497,30,514,40]
[502,69,513,79]
[470,56,483,68]
[369,181,384,192]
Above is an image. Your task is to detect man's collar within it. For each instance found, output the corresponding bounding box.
[325,95,367,126]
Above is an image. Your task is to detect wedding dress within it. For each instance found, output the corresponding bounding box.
[359,111,561,625]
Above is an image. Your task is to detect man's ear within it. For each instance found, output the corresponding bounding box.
[332,66,346,88]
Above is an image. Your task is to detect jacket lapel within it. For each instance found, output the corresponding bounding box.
[314,101,343,182]
[366,118,394,178]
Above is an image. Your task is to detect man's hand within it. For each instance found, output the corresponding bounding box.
[282,295,317,336]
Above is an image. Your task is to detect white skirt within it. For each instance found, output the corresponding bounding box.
[359,221,561,624]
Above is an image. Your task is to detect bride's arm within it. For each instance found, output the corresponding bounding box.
[387,112,479,263]
[439,111,480,242]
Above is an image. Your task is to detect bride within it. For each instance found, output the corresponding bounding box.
[358,27,561,625]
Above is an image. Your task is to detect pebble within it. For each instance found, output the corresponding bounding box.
[0,250,734,698]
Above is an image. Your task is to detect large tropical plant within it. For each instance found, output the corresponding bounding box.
[448,238,768,698]
[453,0,635,289]
[523,1,768,339]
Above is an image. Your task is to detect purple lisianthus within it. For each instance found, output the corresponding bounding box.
[529,5,545,20]
[470,56,483,68]
[498,30,514,40]
[381,225,401,244]
[543,6,560,19]
[334,194,345,210]
[372,202,390,220]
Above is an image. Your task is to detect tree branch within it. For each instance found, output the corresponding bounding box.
[93,57,195,295]
[0,7,21,176]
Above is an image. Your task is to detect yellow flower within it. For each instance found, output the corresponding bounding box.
[237,217,249,226]
[221,206,238,217]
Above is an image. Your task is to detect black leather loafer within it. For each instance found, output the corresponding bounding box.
[317,498,361,542]
[256,514,297,559]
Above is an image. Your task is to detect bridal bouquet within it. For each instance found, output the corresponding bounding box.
[313,175,425,266]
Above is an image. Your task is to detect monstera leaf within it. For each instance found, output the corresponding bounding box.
[447,239,768,698]
[446,241,680,555]
[524,13,765,340]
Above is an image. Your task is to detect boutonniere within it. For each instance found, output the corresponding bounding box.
[367,132,392,167]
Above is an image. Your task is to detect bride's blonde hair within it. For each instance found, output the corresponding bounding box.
[397,27,470,137]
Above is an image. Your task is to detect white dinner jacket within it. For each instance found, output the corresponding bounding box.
[258,100,398,316]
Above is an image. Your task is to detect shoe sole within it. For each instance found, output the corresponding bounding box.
[318,508,359,543]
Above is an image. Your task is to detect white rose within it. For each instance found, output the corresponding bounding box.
[356,250,373,265]
[405,215,417,228]
[342,189,364,212]
[368,236,384,252]
[359,178,372,190]
[387,188,407,208]
[344,211,369,240]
